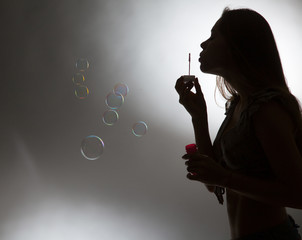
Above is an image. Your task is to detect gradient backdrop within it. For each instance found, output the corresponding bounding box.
[1,0,302,239]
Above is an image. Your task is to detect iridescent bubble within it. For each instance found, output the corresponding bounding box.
[105,92,124,109]
[81,135,104,160]
[132,121,148,137]
[75,84,89,99]
[76,58,89,71]
[72,73,85,84]
[102,110,119,126]
[114,83,129,97]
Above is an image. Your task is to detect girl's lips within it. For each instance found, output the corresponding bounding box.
[199,52,204,62]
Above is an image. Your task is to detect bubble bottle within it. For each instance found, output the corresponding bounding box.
[185,143,225,205]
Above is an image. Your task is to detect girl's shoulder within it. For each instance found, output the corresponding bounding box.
[241,88,302,134]
[244,88,285,116]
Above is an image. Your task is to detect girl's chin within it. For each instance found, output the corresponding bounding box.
[200,63,221,75]
[199,63,209,73]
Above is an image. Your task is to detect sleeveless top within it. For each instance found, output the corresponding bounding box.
[213,88,298,179]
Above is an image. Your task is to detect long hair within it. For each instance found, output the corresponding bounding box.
[216,7,302,130]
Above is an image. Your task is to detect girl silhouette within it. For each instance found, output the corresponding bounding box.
[175,8,302,240]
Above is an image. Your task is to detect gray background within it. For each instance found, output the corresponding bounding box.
[1,0,301,239]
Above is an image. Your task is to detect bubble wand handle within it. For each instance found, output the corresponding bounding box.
[188,53,191,75]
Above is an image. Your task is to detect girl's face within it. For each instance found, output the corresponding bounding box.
[199,19,232,77]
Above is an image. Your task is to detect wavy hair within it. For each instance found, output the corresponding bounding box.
[215,7,302,130]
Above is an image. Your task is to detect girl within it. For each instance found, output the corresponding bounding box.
[175,8,302,240]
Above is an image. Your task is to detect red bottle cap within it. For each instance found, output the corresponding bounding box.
[185,144,197,154]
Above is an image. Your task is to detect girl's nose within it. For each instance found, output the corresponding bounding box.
[200,40,207,50]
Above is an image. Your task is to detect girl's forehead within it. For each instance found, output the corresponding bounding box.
[211,18,222,33]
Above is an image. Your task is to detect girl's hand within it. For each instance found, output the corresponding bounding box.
[205,184,215,192]
[182,152,231,187]
[175,77,208,121]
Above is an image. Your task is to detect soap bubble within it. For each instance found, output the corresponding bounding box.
[105,92,124,109]
[72,73,85,84]
[132,121,148,137]
[81,135,104,160]
[76,58,89,71]
[75,84,89,99]
[102,110,119,126]
[114,83,129,97]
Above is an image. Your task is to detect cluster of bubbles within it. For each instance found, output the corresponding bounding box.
[72,58,90,99]
[102,83,128,126]
[103,83,148,137]
[74,60,148,160]
[102,83,148,137]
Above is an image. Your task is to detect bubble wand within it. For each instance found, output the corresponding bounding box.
[189,53,191,75]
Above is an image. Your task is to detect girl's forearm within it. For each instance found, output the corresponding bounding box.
[192,117,214,157]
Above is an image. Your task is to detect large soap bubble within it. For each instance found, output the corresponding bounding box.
[76,58,89,71]
[132,121,148,137]
[81,135,104,160]
[105,92,124,109]
[72,73,85,85]
[75,84,89,99]
[114,83,129,97]
[102,110,119,126]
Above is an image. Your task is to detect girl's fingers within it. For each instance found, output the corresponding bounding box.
[175,77,184,95]
[179,82,194,105]
[194,78,203,97]
[182,153,208,160]
[175,76,187,95]
[185,161,202,167]
[187,173,199,180]
[187,166,200,173]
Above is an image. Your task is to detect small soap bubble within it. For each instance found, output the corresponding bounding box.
[114,83,129,97]
[102,110,119,126]
[76,58,89,71]
[105,92,124,109]
[132,121,148,137]
[72,73,85,84]
[81,135,104,160]
[75,84,89,99]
